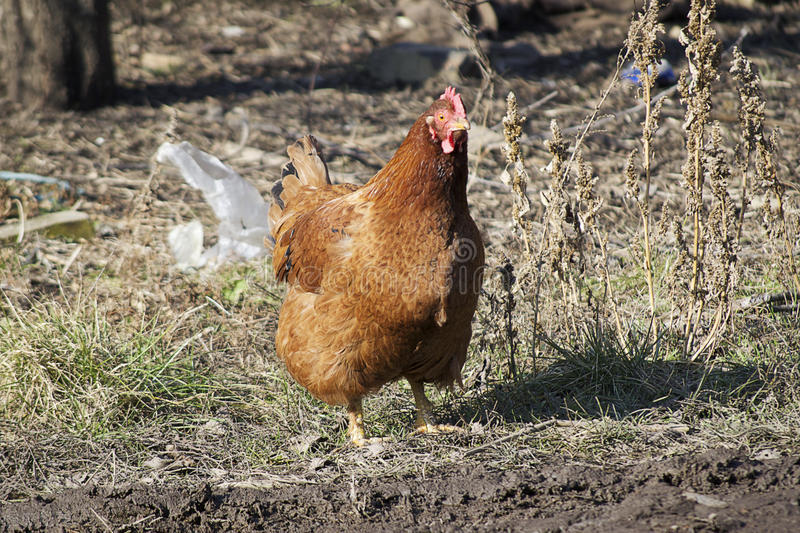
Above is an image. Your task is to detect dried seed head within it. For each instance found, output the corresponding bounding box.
[501,91,533,257]
[576,152,602,230]
[657,202,671,237]
[624,149,640,202]
[730,47,765,162]
[625,0,666,91]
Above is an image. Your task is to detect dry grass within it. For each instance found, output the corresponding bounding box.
[1,0,799,501]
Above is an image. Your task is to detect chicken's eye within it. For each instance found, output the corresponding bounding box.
[438,113,445,121]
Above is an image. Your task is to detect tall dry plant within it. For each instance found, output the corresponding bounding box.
[503,97,590,345]
[692,124,739,357]
[501,93,549,357]
[730,47,761,243]
[501,0,792,365]
[542,120,580,334]
[442,0,496,126]
[676,0,722,354]
[575,152,625,344]
[730,48,800,294]
[502,92,533,257]
[533,119,603,340]
[623,0,666,324]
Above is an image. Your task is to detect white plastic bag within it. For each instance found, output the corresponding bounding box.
[156,141,270,269]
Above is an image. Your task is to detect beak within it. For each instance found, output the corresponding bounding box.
[450,117,470,131]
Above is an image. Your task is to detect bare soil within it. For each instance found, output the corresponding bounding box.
[2,0,800,531]
[3,447,799,532]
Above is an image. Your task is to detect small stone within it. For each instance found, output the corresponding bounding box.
[221,25,245,38]
[141,52,186,74]
[683,491,728,508]
[367,43,471,84]
[143,456,171,470]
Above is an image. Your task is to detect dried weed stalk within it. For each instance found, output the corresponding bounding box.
[502,91,532,257]
[500,259,518,377]
[692,124,739,357]
[677,0,721,353]
[478,256,520,379]
[624,0,666,323]
[502,0,792,363]
[730,47,762,242]
[500,92,546,359]
[541,120,590,336]
[575,153,625,343]
[511,112,612,348]
[756,137,800,293]
[730,48,800,293]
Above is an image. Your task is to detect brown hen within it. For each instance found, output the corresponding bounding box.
[268,87,484,446]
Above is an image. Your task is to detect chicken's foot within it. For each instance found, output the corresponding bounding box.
[409,380,464,435]
[347,399,391,447]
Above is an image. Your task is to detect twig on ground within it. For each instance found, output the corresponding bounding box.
[555,85,678,139]
[89,507,113,533]
[205,296,232,316]
[464,419,557,456]
[491,90,559,131]
[0,210,89,241]
[216,472,316,490]
[13,199,24,243]
[61,244,82,277]
[734,291,799,312]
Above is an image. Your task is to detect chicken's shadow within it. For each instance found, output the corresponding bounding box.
[441,355,767,426]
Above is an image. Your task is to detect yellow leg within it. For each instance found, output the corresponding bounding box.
[347,399,390,447]
[409,380,463,435]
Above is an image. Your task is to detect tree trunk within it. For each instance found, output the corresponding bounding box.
[1,0,115,109]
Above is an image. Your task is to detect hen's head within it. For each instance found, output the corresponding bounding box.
[425,86,470,154]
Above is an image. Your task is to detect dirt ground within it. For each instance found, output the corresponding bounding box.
[3,447,799,532]
[2,0,800,530]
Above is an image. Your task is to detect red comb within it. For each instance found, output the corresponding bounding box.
[440,86,466,118]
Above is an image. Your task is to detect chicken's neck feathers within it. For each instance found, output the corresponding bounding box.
[361,118,469,216]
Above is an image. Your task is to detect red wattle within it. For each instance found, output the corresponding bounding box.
[441,133,455,154]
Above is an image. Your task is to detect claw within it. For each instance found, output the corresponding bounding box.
[414,422,465,435]
[409,380,463,436]
[351,435,392,447]
[347,399,391,447]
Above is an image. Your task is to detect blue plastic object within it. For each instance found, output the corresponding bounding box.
[622,59,676,86]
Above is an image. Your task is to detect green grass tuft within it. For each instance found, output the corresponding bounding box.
[0,297,224,435]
